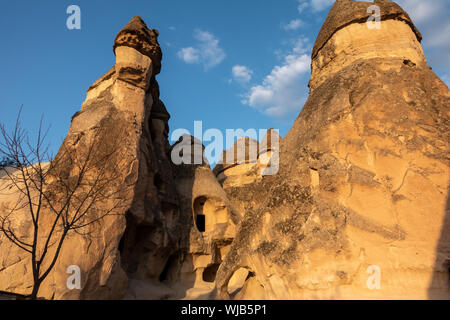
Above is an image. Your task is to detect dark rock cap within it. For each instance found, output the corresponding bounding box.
[312,0,422,60]
[113,16,163,74]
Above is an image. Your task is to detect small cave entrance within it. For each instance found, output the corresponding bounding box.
[445,259,450,278]
[118,211,137,272]
[203,263,220,283]
[154,172,163,189]
[159,252,180,283]
[194,196,207,233]
[196,214,205,232]
[193,196,229,234]
[118,211,156,275]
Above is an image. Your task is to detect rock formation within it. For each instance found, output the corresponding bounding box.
[213,137,260,188]
[213,129,281,189]
[0,16,236,300]
[214,0,449,299]
[1,15,166,299]
[0,1,448,300]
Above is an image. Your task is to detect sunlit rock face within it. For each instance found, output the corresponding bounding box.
[0,15,165,300]
[213,130,282,189]
[213,137,261,188]
[1,1,448,301]
[309,0,424,90]
[0,16,238,300]
[215,1,450,300]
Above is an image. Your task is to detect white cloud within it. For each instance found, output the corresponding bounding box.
[297,0,333,13]
[297,1,309,13]
[177,30,226,70]
[232,65,253,83]
[177,47,200,64]
[244,54,311,118]
[311,0,333,12]
[292,36,310,54]
[283,19,303,31]
[168,26,176,31]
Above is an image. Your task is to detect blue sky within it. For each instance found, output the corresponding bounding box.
[0,0,448,164]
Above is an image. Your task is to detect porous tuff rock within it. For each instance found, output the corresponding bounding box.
[1,2,448,301]
[214,1,450,299]
[312,0,422,61]
[157,135,240,299]
[214,131,282,222]
[310,0,426,91]
[213,137,260,188]
[0,16,235,300]
[0,16,168,299]
[213,130,282,189]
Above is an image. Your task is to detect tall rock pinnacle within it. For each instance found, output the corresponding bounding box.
[215,1,449,299]
[0,16,238,300]
[0,16,168,299]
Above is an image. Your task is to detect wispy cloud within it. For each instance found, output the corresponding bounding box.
[297,1,308,13]
[231,65,253,83]
[283,19,303,31]
[177,47,200,64]
[297,0,333,13]
[177,30,226,70]
[292,36,310,54]
[243,53,310,118]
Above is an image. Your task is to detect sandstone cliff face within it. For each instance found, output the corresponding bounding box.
[0,16,167,299]
[0,17,237,300]
[215,1,449,299]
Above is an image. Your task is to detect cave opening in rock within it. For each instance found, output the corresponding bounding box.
[194,196,207,233]
[118,211,137,272]
[154,172,163,189]
[159,253,179,283]
[196,214,205,232]
[203,263,220,282]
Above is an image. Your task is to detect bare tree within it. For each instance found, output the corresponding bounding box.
[0,108,126,299]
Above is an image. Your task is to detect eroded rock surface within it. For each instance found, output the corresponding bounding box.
[0,16,237,300]
[1,1,448,301]
[0,15,166,299]
[214,1,450,300]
